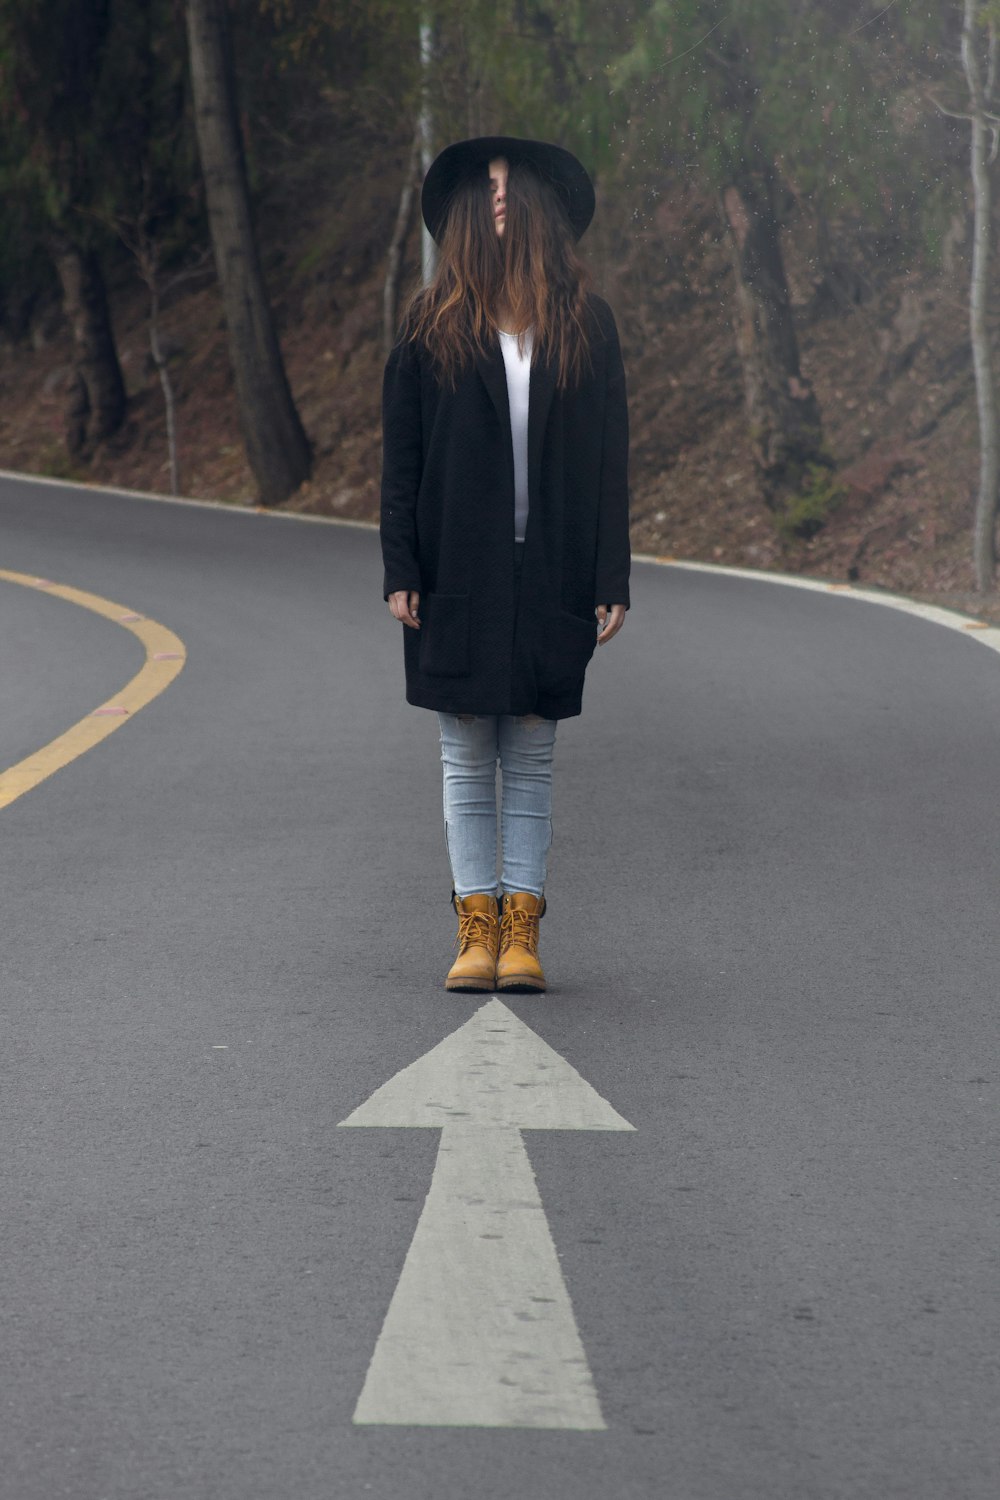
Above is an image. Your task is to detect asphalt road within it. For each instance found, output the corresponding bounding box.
[1,472,997,1500]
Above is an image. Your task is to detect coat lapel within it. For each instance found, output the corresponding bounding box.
[475,338,513,457]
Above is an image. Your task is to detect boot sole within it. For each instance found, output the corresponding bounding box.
[495,976,546,993]
[445,977,497,992]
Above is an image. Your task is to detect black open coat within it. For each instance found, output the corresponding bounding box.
[380,293,630,720]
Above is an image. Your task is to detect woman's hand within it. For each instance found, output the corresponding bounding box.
[389,590,421,628]
[596,604,626,645]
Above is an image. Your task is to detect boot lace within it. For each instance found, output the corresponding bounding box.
[500,905,539,955]
[456,909,496,953]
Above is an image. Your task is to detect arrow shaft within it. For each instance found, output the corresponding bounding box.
[353,1124,605,1429]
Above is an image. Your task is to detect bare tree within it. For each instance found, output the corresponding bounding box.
[962,0,1000,591]
[185,0,311,504]
[419,12,437,287]
[934,2,1000,590]
[383,130,421,354]
[115,199,213,496]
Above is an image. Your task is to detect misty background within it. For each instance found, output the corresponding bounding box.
[0,1,996,600]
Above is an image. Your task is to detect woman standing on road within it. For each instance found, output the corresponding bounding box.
[380,135,630,994]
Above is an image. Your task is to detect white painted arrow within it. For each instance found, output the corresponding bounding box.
[339,998,634,1429]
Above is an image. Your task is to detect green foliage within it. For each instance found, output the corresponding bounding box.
[246,0,429,130]
[0,0,978,345]
[610,0,952,239]
[425,0,633,174]
[0,0,200,263]
[236,0,637,190]
[262,0,636,179]
[0,0,962,301]
[775,461,847,540]
[0,163,56,336]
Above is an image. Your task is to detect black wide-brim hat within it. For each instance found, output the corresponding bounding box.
[421,135,595,244]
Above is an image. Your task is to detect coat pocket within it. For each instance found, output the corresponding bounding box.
[538,607,597,691]
[418,592,471,677]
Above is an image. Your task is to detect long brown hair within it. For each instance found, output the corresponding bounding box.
[404,158,592,391]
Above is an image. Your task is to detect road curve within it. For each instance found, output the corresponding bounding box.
[0,473,997,1500]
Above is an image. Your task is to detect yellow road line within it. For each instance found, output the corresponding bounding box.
[0,569,186,811]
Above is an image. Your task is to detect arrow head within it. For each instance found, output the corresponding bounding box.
[339,999,634,1132]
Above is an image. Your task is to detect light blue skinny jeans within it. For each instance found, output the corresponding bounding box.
[437,713,557,899]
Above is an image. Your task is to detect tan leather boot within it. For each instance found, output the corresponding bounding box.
[445,893,500,992]
[496,892,546,992]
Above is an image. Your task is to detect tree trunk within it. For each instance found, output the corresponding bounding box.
[383,130,421,354]
[50,235,126,455]
[148,279,180,497]
[720,160,829,513]
[962,0,999,593]
[419,15,437,287]
[185,0,311,505]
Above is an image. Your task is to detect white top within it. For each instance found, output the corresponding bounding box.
[498,329,533,542]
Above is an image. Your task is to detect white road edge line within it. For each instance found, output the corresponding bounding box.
[638,554,1000,661]
[5,468,998,656]
[0,466,375,528]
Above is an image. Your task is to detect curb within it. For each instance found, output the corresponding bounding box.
[0,466,377,529]
[634,552,1000,663]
